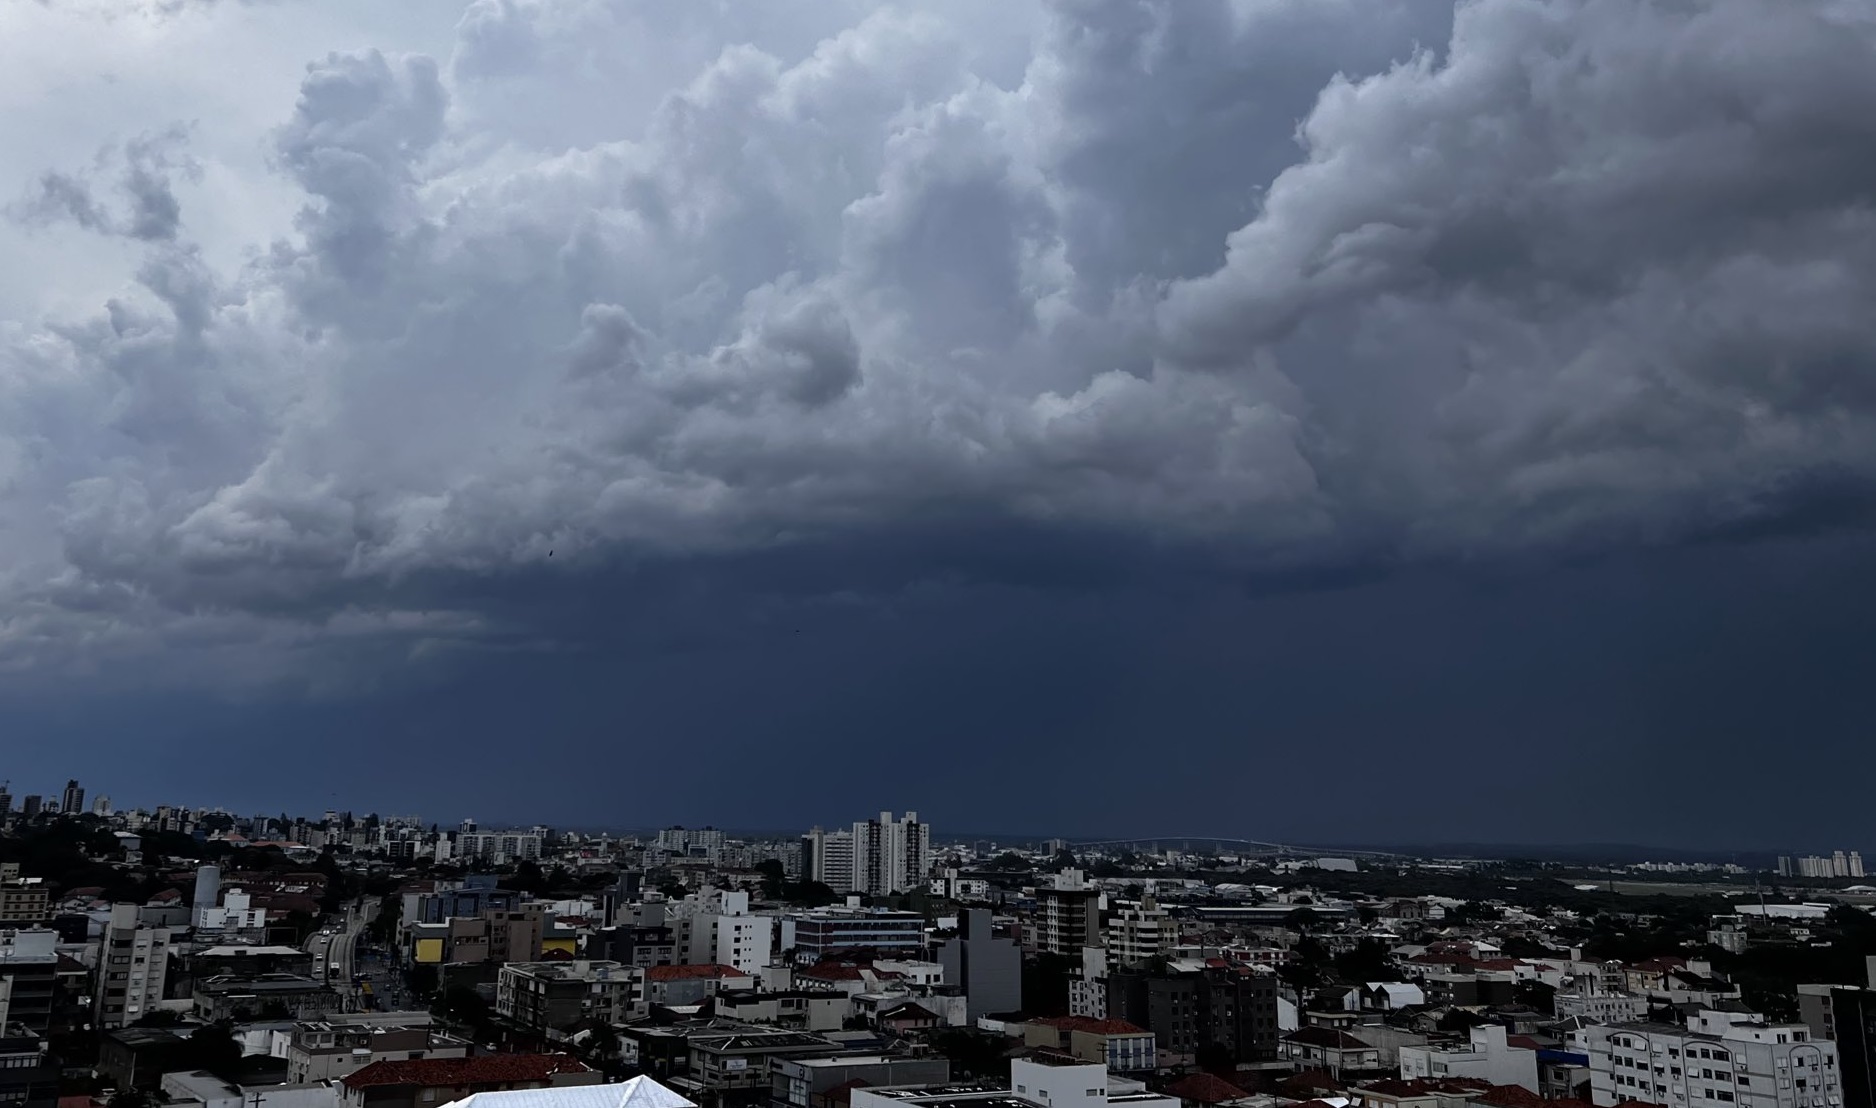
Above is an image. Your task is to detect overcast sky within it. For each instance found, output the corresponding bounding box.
[3,0,1874,849]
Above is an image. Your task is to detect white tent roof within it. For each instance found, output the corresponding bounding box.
[443,1077,696,1108]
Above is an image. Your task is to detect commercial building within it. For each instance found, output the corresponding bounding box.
[937,908,1022,1019]
[781,909,926,964]
[496,960,646,1034]
[94,904,172,1030]
[1584,1011,1839,1108]
[59,781,83,819]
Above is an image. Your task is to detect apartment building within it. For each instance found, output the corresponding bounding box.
[0,930,58,1036]
[1106,897,1170,970]
[1035,871,1104,956]
[0,1025,56,1108]
[496,961,646,1034]
[671,889,773,975]
[0,880,48,925]
[94,904,172,1030]
[1586,1011,1839,1108]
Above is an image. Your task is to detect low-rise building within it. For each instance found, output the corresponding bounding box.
[497,961,646,1035]
[193,972,340,1021]
[1020,1018,1157,1073]
[645,964,757,1009]
[285,1020,474,1083]
[772,1055,952,1108]
[340,1054,599,1108]
[1399,1026,1539,1092]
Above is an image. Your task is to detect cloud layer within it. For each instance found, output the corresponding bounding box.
[5,0,1876,689]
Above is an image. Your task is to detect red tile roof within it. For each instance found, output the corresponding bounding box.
[800,962,903,981]
[341,1054,591,1090]
[1474,1085,1548,1108]
[646,964,749,982]
[1164,1073,1252,1105]
[1286,1026,1371,1049]
[1032,1016,1152,1036]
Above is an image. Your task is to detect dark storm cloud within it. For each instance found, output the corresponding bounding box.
[2,0,1876,709]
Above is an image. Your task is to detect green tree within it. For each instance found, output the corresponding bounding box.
[756,860,787,899]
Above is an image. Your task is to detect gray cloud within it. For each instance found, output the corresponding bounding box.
[3,0,1875,690]
[10,125,199,241]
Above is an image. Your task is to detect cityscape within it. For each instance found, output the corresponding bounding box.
[7,781,1876,1108]
[5,7,1874,1108]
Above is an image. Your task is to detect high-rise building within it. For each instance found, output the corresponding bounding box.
[1778,856,1794,878]
[805,827,856,893]
[90,796,111,817]
[1854,852,1867,879]
[1107,895,1171,970]
[93,904,171,1029]
[18,798,39,819]
[0,786,11,817]
[938,908,1022,1019]
[1035,869,1104,956]
[1800,958,1876,1108]
[59,781,83,819]
[852,811,932,896]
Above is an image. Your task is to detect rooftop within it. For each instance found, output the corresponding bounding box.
[343,1054,592,1090]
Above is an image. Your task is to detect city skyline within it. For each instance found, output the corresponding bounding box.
[3,0,1876,846]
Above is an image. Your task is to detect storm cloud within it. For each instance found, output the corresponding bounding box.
[3,0,1875,836]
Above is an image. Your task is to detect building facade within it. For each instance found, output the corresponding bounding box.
[1585,1013,1839,1108]
[94,904,171,1030]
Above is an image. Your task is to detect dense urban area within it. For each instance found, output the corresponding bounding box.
[5,783,1876,1108]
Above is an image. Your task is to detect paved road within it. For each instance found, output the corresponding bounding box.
[307,897,377,1011]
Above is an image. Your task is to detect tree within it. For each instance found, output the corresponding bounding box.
[756,860,788,899]
[930,1029,1012,1078]
[408,962,440,998]
[502,860,548,896]
[183,1022,242,1076]
[1285,907,1320,933]
[1194,1042,1237,1074]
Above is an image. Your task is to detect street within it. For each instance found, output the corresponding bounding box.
[305,897,379,1011]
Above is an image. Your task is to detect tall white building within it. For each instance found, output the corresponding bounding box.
[851,812,932,896]
[95,904,172,1029]
[806,828,856,893]
[456,832,543,863]
[1585,1011,1838,1108]
[669,888,773,975]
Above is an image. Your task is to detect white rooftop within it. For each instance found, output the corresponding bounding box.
[442,1077,696,1108]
